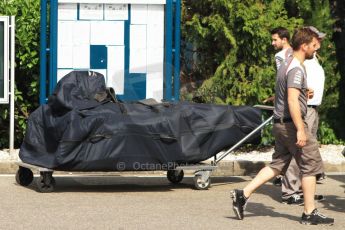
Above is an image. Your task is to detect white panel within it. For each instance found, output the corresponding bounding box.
[59,0,166,4]
[146,73,163,101]
[90,21,124,45]
[58,46,73,68]
[73,45,90,68]
[130,25,146,48]
[130,48,147,73]
[58,21,74,46]
[147,24,164,48]
[79,3,104,20]
[58,3,78,20]
[147,48,163,73]
[104,4,128,20]
[147,4,164,25]
[57,69,73,82]
[107,46,125,94]
[131,4,148,24]
[73,21,90,45]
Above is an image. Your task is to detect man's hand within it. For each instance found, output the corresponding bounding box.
[307,88,314,100]
[263,96,275,103]
[296,129,307,147]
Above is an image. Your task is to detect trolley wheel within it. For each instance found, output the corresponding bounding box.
[15,166,34,186]
[167,170,184,184]
[36,172,56,193]
[193,174,211,190]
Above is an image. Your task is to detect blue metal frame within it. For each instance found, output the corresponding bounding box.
[39,0,47,105]
[173,0,181,101]
[40,0,181,104]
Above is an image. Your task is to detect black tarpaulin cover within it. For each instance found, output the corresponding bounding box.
[19,71,262,171]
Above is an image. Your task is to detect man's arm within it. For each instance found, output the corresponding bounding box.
[287,87,307,147]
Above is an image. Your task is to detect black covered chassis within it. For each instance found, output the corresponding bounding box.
[15,105,273,193]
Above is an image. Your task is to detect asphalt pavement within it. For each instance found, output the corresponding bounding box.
[0,173,344,229]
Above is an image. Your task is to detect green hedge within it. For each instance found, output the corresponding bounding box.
[0,0,40,148]
[181,0,344,145]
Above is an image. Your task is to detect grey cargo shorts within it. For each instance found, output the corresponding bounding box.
[269,122,323,177]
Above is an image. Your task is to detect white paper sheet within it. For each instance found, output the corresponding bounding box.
[104,4,128,20]
[90,21,124,45]
[58,46,73,68]
[73,45,90,69]
[107,46,125,94]
[79,3,104,20]
[147,23,164,48]
[130,25,146,48]
[147,48,163,73]
[58,3,78,20]
[58,21,74,46]
[130,48,147,73]
[131,4,148,25]
[147,4,164,25]
[57,69,73,82]
[146,72,163,101]
[73,21,90,45]
[59,0,166,3]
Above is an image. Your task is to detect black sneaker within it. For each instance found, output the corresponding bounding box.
[300,209,334,225]
[282,194,304,205]
[230,189,248,220]
[272,176,282,186]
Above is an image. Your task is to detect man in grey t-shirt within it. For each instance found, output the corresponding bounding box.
[230,28,334,225]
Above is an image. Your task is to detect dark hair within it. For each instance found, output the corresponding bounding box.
[291,27,319,51]
[271,27,290,41]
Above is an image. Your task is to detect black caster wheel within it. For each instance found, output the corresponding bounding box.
[15,166,34,186]
[36,172,56,193]
[167,170,184,184]
[193,174,211,190]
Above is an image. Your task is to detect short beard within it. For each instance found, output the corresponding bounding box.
[305,53,314,60]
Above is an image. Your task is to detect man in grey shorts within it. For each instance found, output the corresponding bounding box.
[230,27,334,225]
[280,26,326,205]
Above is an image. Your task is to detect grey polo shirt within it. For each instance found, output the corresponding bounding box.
[273,57,308,119]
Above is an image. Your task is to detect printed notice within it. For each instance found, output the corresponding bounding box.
[58,3,78,20]
[104,4,128,20]
[130,25,146,49]
[131,4,148,25]
[147,24,164,48]
[79,3,104,20]
[130,48,147,73]
[58,46,73,68]
[90,21,124,45]
[73,45,90,69]
[58,21,74,46]
[73,21,90,45]
[146,72,163,101]
[107,46,125,94]
[147,47,163,73]
[147,4,164,25]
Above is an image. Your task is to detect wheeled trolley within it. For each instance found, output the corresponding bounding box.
[15,105,273,192]
[15,161,217,192]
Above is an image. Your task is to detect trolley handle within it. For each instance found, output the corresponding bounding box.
[254,104,274,111]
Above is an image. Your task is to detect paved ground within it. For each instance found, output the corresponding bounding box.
[0,173,344,229]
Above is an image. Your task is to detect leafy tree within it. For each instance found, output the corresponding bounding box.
[285,0,344,143]
[181,0,344,144]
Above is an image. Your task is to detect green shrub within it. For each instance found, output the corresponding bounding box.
[182,0,345,145]
[0,0,40,148]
